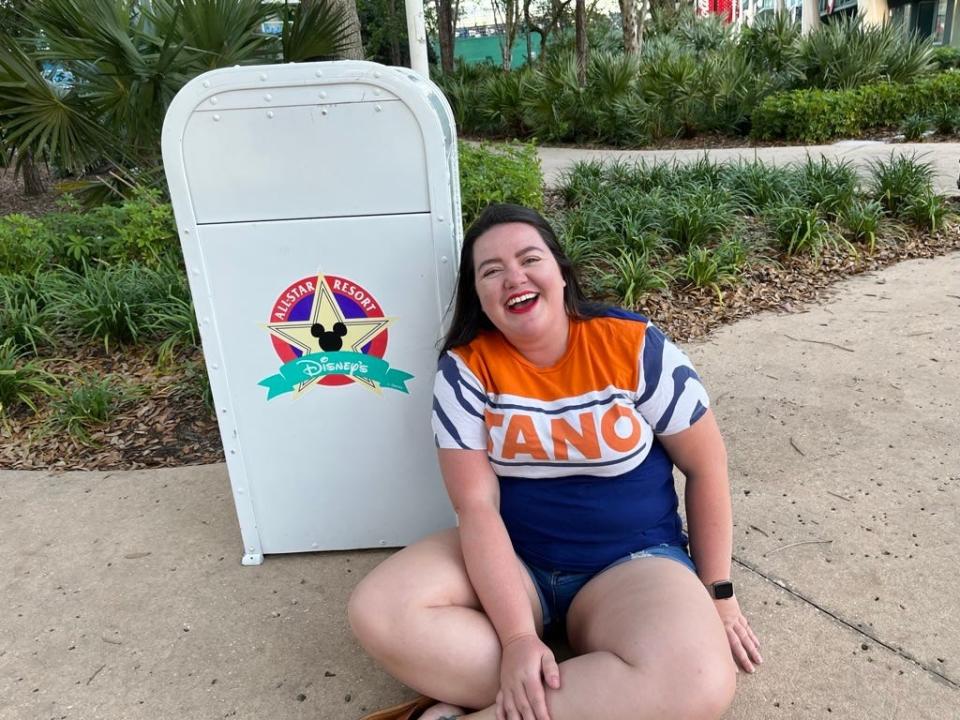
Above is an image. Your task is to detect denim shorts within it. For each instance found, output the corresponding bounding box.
[521,544,697,629]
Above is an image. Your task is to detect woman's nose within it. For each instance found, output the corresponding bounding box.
[504,264,526,286]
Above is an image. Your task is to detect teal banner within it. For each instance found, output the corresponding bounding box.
[259,351,414,399]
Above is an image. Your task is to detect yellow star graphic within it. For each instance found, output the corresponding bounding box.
[264,271,393,394]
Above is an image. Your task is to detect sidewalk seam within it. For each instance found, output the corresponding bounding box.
[734,555,959,690]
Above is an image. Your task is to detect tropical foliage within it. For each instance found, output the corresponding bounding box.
[0,0,353,196]
[435,11,940,145]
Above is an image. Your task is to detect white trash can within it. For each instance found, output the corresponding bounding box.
[161,61,460,565]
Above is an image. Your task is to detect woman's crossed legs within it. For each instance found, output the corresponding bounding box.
[348,529,735,720]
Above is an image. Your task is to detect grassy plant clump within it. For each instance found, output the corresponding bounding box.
[794,156,859,218]
[458,141,543,229]
[930,103,960,135]
[44,263,178,350]
[0,273,54,354]
[0,339,58,415]
[675,236,748,293]
[658,191,737,251]
[766,204,835,256]
[901,192,950,232]
[47,373,137,443]
[901,114,931,142]
[721,160,797,214]
[867,153,935,214]
[142,260,199,364]
[841,200,885,251]
[595,249,674,308]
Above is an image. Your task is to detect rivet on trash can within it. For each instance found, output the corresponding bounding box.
[203,317,210,324]
[210,97,218,105]
[379,540,386,546]
[374,71,381,78]
[375,105,382,112]
[248,547,255,552]
[311,542,319,549]
[192,268,200,275]
[321,109,328,116]
[211,363,219,370]
[213,114,221,122]
[259,73,267,81]
[315,69,323,77]
[437,216,444,222]
[441,256,448,264]
[373,89,380,96]
[264,93,272,102]
[230,449,237,455]
[237,487,244,494]
[319,91,327,99]
[266,111,274,119]
[202,80,210,88]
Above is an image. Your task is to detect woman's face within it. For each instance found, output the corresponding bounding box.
[472,222,567,349]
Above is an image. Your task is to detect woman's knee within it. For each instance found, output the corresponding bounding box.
[657,655,736,720]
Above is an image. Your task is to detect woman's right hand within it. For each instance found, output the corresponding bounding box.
[495,633,560,720]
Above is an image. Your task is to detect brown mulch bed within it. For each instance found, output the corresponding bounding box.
[0,165,60,217]
[0,347,223,471]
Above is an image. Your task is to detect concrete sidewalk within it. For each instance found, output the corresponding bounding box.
[2,253,958,719]
[537,141,960,195]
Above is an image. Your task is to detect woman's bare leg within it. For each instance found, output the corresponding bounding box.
[348,528,543,712]
[458,557,736,720]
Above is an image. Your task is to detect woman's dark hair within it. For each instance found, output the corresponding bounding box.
[440,203,604,354]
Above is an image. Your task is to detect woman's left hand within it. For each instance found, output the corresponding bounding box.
[713,596,762,673]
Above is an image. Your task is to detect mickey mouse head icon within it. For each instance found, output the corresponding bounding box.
[311,322,347,352]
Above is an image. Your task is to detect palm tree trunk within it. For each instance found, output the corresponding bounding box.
[575,0,588,86]
[436,0,456,73]
[321,0,364,59]
[20,151,46,197]
[620,0,638,54]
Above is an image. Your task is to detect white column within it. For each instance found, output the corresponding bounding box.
[858,0,890,25]
[405,0,430,78]
[802,0,821,33]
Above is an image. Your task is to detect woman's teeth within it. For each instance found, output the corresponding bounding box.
[507,293,538,309]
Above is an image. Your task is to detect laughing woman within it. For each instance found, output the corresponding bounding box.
[349,204,761,720]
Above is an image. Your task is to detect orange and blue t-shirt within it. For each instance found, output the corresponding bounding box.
[431,308,710,573]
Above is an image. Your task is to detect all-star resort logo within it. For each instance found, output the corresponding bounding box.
[258,271,414,399]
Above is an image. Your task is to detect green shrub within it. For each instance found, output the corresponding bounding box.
[0,215,52,275]
[867,153,934,214]
[752,71,960,142]
[0,339,58,415]
[458,141,543,229]
[932,46,960,70]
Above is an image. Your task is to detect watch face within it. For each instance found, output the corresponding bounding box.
[713,581,734,600]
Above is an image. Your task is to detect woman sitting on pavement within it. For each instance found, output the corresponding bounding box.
[349,203,762,720]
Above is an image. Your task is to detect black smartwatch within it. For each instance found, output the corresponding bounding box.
[707,580,734,600]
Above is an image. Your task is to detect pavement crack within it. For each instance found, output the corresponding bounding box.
[733,555,959,690]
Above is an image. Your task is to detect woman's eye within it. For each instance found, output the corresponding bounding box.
[481,267,501,278]
[522,256,540,265]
